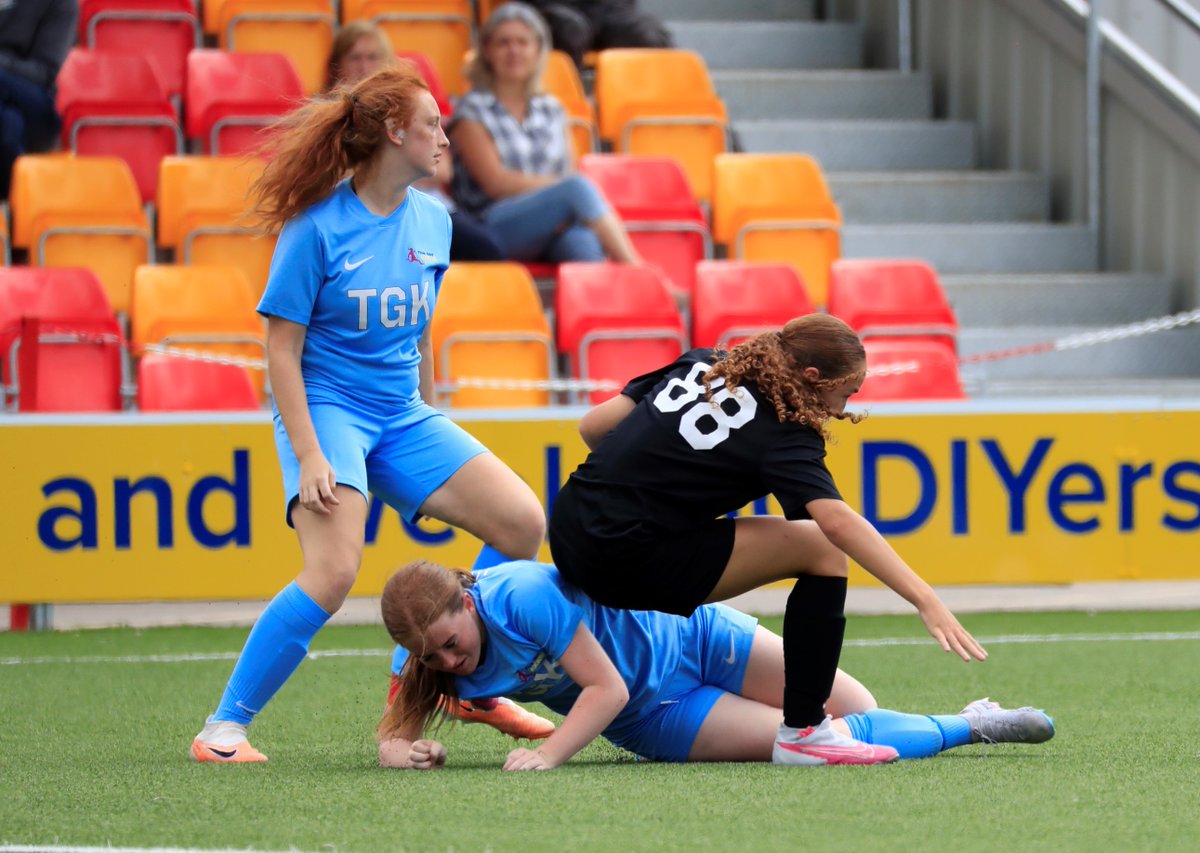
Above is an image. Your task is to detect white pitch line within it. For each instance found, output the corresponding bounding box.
[0,847,319,853]
[1,632,1197,667]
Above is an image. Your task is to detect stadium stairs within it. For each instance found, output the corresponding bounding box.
[644,0,1200,397]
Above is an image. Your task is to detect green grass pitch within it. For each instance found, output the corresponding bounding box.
[2,608,1198,852]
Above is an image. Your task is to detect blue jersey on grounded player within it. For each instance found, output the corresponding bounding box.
[409,561,755,754]
[257,179,452,413]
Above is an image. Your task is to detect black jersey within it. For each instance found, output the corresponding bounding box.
[564,348,843,541]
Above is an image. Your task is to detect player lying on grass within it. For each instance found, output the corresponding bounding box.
[377,560,1054,770]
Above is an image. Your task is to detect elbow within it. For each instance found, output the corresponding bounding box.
[611,680,630,714]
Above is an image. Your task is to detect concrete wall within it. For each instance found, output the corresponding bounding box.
[829,0,1200,308]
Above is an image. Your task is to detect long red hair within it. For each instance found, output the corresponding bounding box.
[250,64,429,230]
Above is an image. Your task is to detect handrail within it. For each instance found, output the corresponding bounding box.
[1160,0,1200,33]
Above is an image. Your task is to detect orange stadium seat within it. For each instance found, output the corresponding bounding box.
[594,49,728,205]
[828,259,958,353]
[78,0,200,107]
[342,1,474,97]
[185,49,305,155]
[0,267,117,410]
[712,153,842,306]
[543,50,596,166]
[212,0,336,95]
[856,338,966,402]
[691,261,815,349]
[9,154,151,316]
[396,51,453,118]
[555,262,688,404]
[56,48,184,202]
[156,156,277,298]
[130,265,268,398]
[430,262,554,407]
[137,352,261,411]
[578,154,710,300]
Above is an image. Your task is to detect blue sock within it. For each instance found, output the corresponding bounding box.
[931,714,973,749]
[211,582,331,725]
[472,544,511,571]
[843,708,951,760]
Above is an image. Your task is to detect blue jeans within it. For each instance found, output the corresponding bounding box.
[0,68,61,199]
[482,174,608,263]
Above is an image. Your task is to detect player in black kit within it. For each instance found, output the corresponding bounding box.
[549,314,988,766]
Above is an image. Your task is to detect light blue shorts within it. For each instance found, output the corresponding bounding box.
[273,400,488,526]
[604,603,759,762]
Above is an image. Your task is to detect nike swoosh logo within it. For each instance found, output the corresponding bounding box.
[206,746,238,758]
[343,255,374,271]
[722,632,737,665]
[776,741,892,763]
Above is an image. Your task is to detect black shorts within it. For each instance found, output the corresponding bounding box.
[548,489,736,617]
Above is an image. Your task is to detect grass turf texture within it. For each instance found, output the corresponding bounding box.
[2,609,1198,852]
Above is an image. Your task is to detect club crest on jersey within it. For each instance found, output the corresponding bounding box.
[408,248,438,265]
[514,650,564,696]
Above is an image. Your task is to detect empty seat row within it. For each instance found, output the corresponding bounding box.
[0,260,964,413]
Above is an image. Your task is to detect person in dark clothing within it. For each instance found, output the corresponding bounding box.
[525,0,672,69]
[0,0,78,199]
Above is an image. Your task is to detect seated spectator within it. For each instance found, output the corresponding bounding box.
[326,21,505,262]
[0,0,78,200]
[449,2,641,266]
[526,0,672,70]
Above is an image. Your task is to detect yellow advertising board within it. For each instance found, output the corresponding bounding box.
[2,403,1198,603]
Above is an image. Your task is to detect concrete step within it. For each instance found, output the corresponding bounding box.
[828,171,1050,223]
[962,377,1200,399]
[668,21,862,69]
[841,224,1098,273]
[643,0,814,21]
[958,324,1200,381]
[734,120,976,169]
[714,70,933,120]
[941,273,1173,326]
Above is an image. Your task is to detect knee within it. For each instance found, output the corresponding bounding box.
[304,546,363,601]
[560,174,607,216]
[810,545,849,579]
[491,502,546,560]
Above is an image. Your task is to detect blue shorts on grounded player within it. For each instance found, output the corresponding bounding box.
[272,398,487,524]
[598,604,758,762]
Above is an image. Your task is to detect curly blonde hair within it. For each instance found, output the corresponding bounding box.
[377,561,475,741]
[704,314,866,438]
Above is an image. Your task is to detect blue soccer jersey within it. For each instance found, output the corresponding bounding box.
[454,562,748,736]
[257,180,452,412]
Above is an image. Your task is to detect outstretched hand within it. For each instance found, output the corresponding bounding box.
[919,598,988,662]
[504,747,557,771]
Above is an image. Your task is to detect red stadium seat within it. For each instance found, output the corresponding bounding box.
[78,0,200,107]
[578,154,710,300]
[137,352,261,411]
[0,267,117,410]
[185,50,305,155]
[555,262,688,404]
[691,261,815,349]
[14,316,125,412]
[56,48,184,202]
[828,259,958,353]
[856,338,966,402]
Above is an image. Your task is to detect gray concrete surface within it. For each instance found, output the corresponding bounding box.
[6,580,1200,631]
